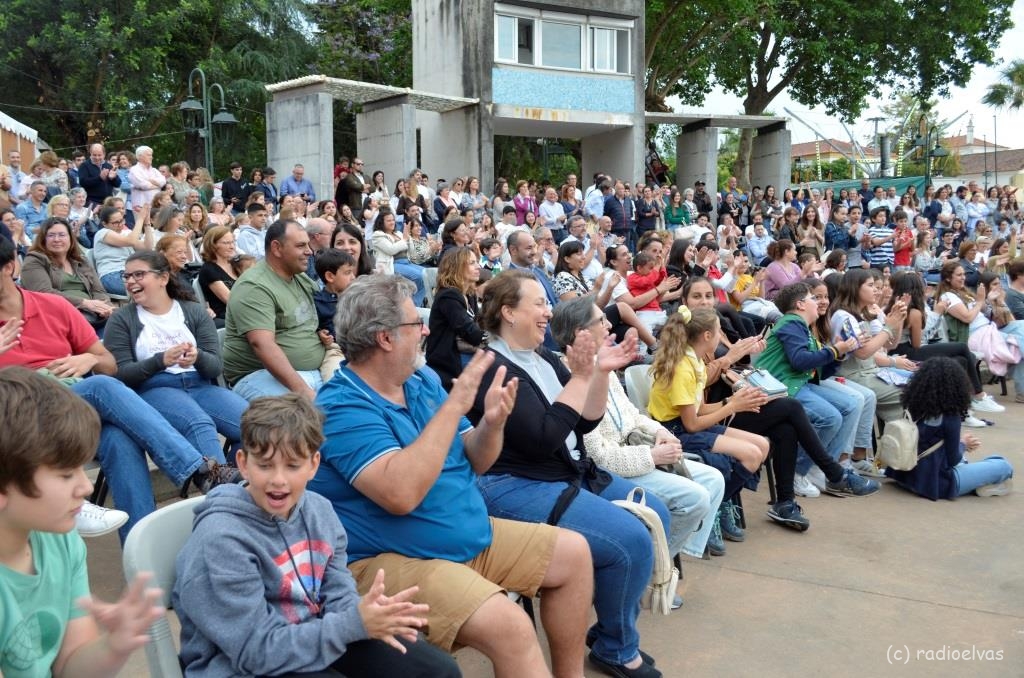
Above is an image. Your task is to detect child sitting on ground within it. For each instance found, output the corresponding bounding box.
[173,394,460,678]
[887,357,1013,499]
[0,366,163,677]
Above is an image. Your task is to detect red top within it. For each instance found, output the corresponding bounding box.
[893,227,914,267]
[627,268,666,311]
[0,289,98,369]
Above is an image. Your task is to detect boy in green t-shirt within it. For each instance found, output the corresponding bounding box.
[0,366,163,678]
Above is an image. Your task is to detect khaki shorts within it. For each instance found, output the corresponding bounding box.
[348,517,557,651]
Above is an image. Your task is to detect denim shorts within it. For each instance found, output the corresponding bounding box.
[672,423,727,456]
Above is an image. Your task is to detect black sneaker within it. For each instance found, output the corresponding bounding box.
[589,651,662,678]
[191,458,243,495]
[824,469,881,498]
[767,499,810,532]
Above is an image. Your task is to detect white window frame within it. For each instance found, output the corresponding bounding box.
[539,20,583,71]
[493,5,633,76]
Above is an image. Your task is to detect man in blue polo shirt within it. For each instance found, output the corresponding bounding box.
[310,275,592,678]
[14,181,47,239]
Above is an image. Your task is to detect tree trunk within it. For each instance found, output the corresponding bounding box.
[732,93,771,190]
[733,129,754,190]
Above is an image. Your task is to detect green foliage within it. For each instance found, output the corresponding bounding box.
[0,0,315,175]
[494,138,580,185]
[310,0,414,159]
[646,0,1012,187]
[310,0,412,87]
[983,59,1024,110]
[644,0,756,111]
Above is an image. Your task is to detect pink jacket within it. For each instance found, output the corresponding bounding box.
[968,322,1021,376]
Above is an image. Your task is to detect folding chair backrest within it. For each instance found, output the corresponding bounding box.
[191,277,206,306]
[422,267,438,307]
[122,497,203,678]
[624,364,653,415]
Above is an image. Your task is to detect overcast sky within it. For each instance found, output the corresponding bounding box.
[671,7,1024,152]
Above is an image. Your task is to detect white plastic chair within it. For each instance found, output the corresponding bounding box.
[422,267,438,307]
[624,364,653,415]
[122,497,203,678]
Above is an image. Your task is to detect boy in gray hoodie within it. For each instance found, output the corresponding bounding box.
[172,394,460,678]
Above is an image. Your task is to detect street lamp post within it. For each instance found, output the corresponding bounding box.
[911,115,949,189]
[178,68,238,177]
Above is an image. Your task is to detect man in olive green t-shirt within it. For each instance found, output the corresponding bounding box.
[223,219,326,400]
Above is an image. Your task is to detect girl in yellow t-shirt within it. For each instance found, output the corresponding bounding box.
[648,307,769,474]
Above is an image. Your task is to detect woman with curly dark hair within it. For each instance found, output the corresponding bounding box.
[888,357,1013,499]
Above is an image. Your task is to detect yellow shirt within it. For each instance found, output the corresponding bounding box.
[731,273,759,310]
[648,347,706,422]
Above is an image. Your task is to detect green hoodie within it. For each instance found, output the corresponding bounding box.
[754,313,838,396]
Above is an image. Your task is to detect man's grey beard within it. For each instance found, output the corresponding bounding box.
[412,351,426,371]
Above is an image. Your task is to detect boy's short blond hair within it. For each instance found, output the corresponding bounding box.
[241,394,324,461]
[0,367,99,497]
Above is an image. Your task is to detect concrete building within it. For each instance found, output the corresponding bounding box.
[264,0,791,196]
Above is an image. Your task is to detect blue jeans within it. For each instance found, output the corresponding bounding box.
[628,461,724,559]
[137,372,248,459]
[71,376,205,541]
[954,456,1013,495]
[100,271,126,295]
[232,368,323,402]
[477,472,669,665]
[793,382,861,475]
[818,377,876,449]
[393,258,426,307]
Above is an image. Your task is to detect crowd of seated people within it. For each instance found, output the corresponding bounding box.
[2,144,1020,677]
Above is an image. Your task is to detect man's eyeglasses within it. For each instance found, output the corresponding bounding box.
[120,270,160,282]
[396,317,425,330]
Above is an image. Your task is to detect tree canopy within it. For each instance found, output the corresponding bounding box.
[647,0,1014,187]
[0,0,315,174]
[983,59,1024,110]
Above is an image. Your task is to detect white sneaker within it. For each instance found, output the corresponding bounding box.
[971,394,1005,413]
[850,458,886,478]
[975,479,1013,497]
[963,414,988,428]
[76,502,129,538]
[806,465,829,491]
[793,473,821,497]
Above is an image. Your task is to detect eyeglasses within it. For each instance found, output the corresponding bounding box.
[354,162,364,166]
[120,270,160,282]
[45,232,70,240]
[108,219,124,226]
[396,317,424,330]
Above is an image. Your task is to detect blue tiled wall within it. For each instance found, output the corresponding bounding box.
[491,67,636,114]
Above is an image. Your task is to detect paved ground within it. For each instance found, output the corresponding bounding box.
[87,384,1023,677]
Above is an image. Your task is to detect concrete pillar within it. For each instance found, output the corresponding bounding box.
[750,125,791,194]
[581,126,643,186]
[417,107,483,188]
[675,125,719,190]
[356,102,417,191]
[265,87,334,204]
